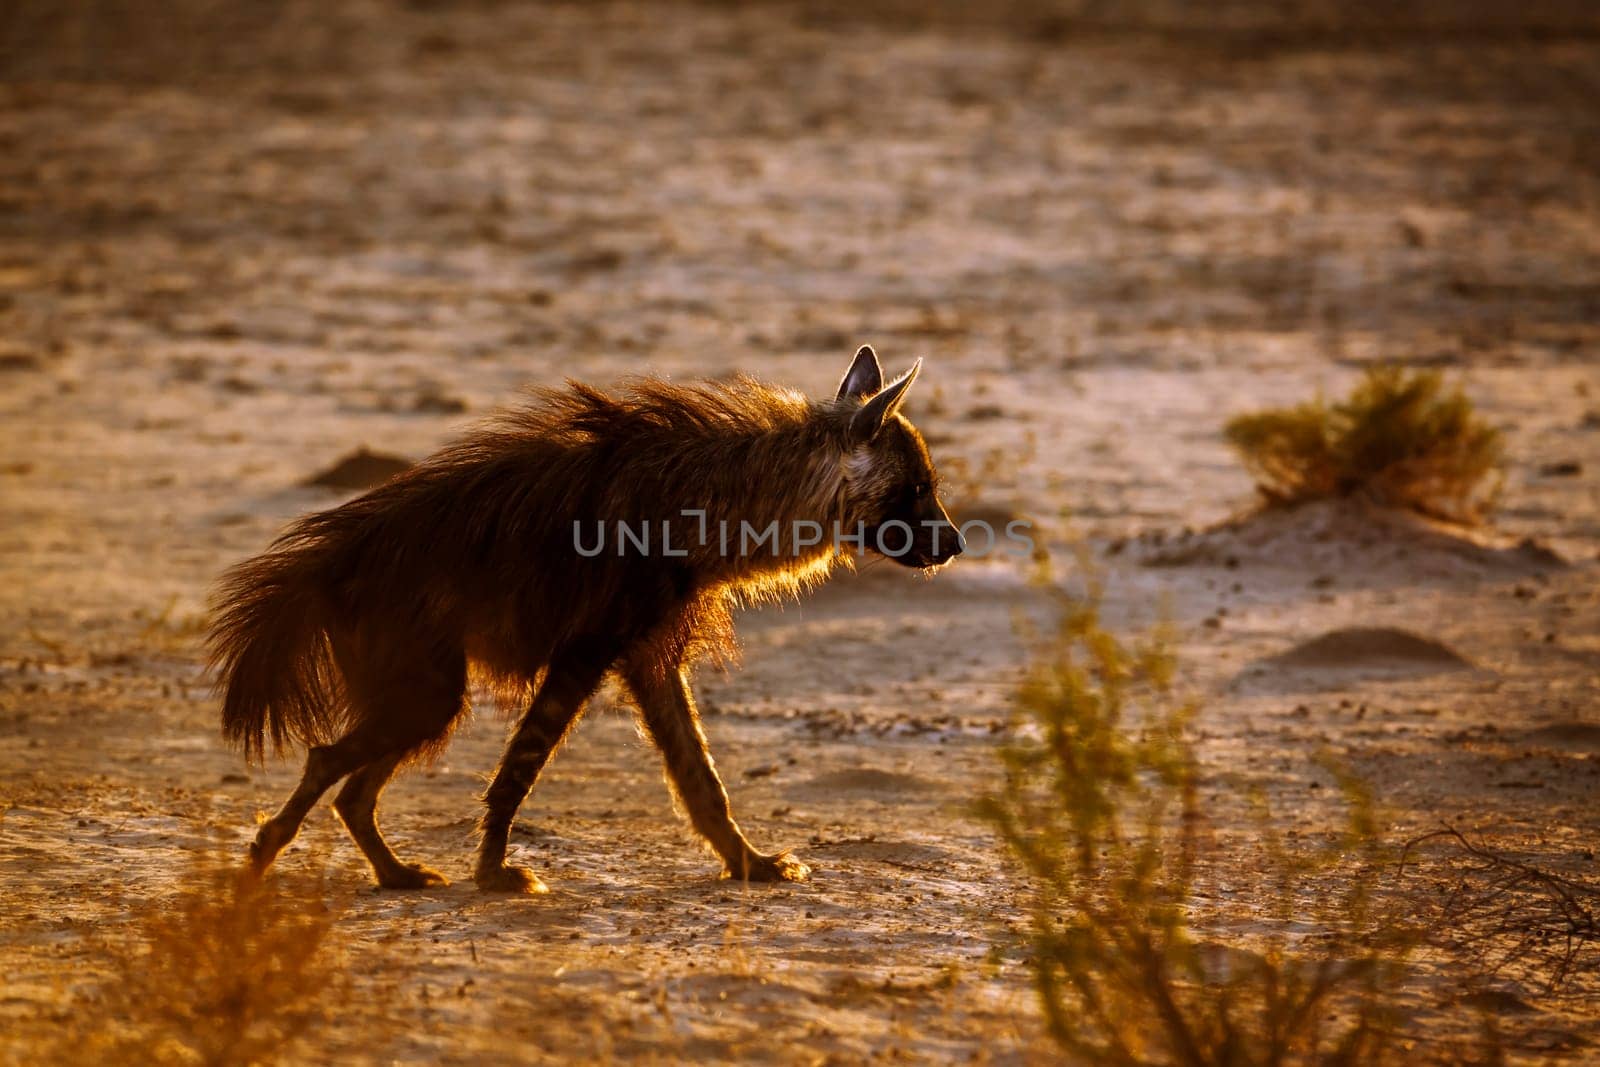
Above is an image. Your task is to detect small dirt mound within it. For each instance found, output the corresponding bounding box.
[302,447,412,491]
[0,347,40,371]
[1136,498,1563,582]
[796,767,943,796]
[1267,627,1471,673]
[1524,722,1600,749]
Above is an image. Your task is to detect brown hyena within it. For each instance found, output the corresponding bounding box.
[208,346,961,892]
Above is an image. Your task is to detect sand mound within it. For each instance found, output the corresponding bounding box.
[302,447,413,491]
[953,500,1028,530]
[1136,499,1563,582]
[1266,627,1471,673]
[796,768,943,796]
[1525,722,1600,749]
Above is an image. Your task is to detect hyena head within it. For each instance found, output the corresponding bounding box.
[834,345,963,570]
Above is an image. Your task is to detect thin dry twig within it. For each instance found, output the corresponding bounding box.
[1398,824,1600,994]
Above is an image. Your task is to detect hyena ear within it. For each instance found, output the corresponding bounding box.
[837,345,884,401]
[849,359,921,444]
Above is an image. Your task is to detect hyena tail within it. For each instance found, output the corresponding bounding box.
[208,539,347,763]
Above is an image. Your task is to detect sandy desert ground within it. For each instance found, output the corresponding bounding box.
[2,1,1599,1062]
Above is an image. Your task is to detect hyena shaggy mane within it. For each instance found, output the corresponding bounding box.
[209,346,961,892]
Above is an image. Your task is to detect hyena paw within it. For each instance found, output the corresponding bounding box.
[246,821,294,875]
[474,863,549,894]
[728,851,811,883]
[377,863,450,890]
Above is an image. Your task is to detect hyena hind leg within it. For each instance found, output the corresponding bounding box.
[251,661,466,881]
[248,730,388,876]
[625,664,809,884]
[333,749,448,889]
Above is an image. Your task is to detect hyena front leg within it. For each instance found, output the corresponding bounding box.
[475,650,613,893]
[624,664,810,883]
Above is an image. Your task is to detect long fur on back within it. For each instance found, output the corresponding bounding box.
[208,376,859,761]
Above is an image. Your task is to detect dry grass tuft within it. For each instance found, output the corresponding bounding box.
[1224,366,1503,524]
[980,586,1413,1066]
[31,850,347,1067]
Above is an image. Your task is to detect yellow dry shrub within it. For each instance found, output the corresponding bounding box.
[979,588,1412,1066]
[1224,366,1502,524]
[30,852,345,1067]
